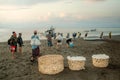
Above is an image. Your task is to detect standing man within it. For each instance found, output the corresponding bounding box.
[46,32,53,47]
[109,32,112,39]
[30,30,41,62]
[17,33,23,53]
[9,31,17,59]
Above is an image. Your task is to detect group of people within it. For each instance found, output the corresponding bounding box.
[46,32,75,50]
[8,30,40,61]
[32,31,112,62]
[8,30,112,61]
[46,32,63,49]
[72,32,112,39]
[8,31,23,59]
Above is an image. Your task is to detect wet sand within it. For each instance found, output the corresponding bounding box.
[0,35,120,80]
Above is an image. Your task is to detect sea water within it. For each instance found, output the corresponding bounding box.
[0,27,120,42]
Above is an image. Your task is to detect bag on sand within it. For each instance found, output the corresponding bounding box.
[30,38,41,45]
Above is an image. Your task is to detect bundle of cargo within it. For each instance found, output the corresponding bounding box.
[92,54,109,68]
[38,54,64,75]
[67,56,86,70]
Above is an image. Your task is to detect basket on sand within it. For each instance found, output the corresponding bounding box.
[92,54,109,68]
[38,54,64,75]
[67,56,86,70]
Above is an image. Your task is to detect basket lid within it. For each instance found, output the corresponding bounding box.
[67,56,86,61]
[92,54,109,59]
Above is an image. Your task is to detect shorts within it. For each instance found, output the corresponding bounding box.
[10,46,16,53]
[18,43,22,47]
[32,47,40,58]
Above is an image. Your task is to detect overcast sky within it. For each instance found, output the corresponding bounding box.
[0,0,120,29]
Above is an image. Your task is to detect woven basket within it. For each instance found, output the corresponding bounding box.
[92,54,109,68]
[67,56,86,70]
[38,54,64,75]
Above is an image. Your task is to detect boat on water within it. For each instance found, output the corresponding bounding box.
[84,29,96,32]
[83,36,103,41]
[84,30,89,32]
[90,29,96,32]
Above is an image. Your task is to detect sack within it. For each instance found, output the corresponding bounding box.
[69,42,74,48]
[30,38,41,45]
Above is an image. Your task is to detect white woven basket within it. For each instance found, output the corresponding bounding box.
[67,56,86,70]
[38,54,64,75]
[92,54,109,68]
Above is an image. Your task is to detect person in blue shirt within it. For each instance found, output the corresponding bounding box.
[30,30,40,62]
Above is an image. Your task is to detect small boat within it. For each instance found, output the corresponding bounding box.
[90,29,96,32]
[84,30,89,32]
[83,36,103,41]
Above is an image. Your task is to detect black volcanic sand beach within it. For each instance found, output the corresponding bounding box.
[0,36,120,80]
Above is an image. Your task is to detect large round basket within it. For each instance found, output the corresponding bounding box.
[38,54,64,75]
[92,54,109,68]
[67,56,86,70]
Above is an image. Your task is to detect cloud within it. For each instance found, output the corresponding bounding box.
[84,0,105,3]
[0,0,60,6]
[0,6,30,11]
[59,12,66,18]
[64,0,105,4]
[85,0,105,1]
[82,0,106,5]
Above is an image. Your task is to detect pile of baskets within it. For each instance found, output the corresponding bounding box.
[38,54,109,75]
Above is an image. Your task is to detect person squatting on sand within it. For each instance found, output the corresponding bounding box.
[30,30,41,62]
[8,31,18,59]
[17,33,24,53]
[66,38,74,48]
[56,33,63,50]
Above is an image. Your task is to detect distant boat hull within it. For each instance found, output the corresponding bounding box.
[90,29,96,32]
[83,36,103,41]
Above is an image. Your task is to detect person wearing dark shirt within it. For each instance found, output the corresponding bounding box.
[17,33,23,53]
[46,32,53,47]
[9,31,17,59]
